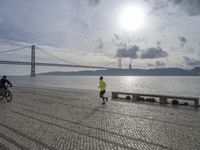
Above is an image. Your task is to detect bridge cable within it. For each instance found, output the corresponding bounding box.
[36,46,114,69]
[36,46,76,65]
[105,61,116,67]
[0,46,31,54]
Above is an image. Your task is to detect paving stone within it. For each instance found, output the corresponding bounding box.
[0,86,199,150]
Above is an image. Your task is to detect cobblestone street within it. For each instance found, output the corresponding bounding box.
[0,86,199,150]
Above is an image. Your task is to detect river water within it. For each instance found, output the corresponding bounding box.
[8,76,200,98]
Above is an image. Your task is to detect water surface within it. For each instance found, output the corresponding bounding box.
[9,76,200,98]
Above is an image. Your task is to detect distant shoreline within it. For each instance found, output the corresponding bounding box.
[38,67,200,76]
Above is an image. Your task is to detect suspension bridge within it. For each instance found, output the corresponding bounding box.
[0,45,116,76]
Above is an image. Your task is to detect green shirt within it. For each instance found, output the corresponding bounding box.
[98,80,106,91]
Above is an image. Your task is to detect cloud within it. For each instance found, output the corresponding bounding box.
[0,0,102,49]
[172,0,183,4]
[178,36,187,48]
[135,37,148,45]
[148,60,166,67]
[148,0,200,16]
[111,33,122,47]
[152,1,169,11]
[116,42,127,48]
[141,47,168,59]
[115,45,140,58]
[172,0,200,16]
[156,41,162,47]
[184,56,200,66]
[87,0,100,7]
[155,60,166,67]
[178,36,187,42]
[147,63,154,67]
[113,33,120,40]
[96,38,104,49]
[0,20,38,43]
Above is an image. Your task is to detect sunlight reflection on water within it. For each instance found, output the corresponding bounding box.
[10,76,200,97]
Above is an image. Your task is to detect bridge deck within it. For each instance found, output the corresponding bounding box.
[0,60,112,69]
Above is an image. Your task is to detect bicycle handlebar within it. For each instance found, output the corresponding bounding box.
[6,84,12,88]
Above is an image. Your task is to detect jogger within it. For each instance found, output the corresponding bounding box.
[98,76,108,105]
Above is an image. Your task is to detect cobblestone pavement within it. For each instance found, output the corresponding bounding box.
[0,86,200,150]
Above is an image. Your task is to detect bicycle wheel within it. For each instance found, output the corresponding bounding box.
[0,94,3,100]
[0,91,4,100]
[5,90,12,102]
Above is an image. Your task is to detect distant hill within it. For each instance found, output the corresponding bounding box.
[190,67,200,76]
[38,67,200,76]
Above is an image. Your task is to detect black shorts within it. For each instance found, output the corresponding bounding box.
[99,90,105,97]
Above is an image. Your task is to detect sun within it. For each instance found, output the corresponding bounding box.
[119,4,146,31]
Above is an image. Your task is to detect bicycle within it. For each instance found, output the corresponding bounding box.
[0,85,12,102]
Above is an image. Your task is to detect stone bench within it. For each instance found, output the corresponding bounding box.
[112,92,199,107]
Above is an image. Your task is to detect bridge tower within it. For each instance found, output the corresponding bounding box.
[118,58,122,69]
[31,45,35,76]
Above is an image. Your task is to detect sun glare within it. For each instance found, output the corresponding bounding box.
[119,4,146,31]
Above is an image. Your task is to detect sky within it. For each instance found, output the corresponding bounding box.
[0,0,200,74]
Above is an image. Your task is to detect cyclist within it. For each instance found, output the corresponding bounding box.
[0,76,13,90]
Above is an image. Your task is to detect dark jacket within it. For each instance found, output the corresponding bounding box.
[0,78,12,87]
